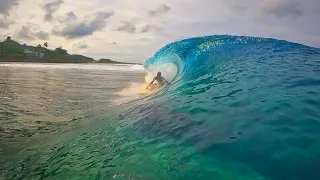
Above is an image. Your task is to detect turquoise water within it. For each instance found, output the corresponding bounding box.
[1,35,320,180]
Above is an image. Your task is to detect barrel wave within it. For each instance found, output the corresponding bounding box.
[2,35,320,180]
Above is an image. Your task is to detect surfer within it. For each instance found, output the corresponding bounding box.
[146,72,169,89]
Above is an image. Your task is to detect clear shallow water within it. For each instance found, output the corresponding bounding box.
[1,35,320,180]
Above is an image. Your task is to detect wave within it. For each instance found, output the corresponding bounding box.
[3,35,320,180]
[137,35,320,148]
[145,35,314,84]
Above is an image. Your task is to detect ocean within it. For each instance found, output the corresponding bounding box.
[1,35,320,180]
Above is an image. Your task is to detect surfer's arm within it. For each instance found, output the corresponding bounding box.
[146,79,155,89]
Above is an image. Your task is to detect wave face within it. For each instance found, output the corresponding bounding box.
[2,35,320,180]
[146,35,318,84]
[140,35,320,179]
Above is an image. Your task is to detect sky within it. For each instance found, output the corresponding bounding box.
[0,0,319,63]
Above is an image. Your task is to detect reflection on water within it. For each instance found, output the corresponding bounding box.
[0,63,145,150]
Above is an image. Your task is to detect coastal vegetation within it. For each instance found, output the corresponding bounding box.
[0,37,138,64]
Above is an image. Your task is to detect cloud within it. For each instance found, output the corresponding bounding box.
[260,0,303,19]
[223,0,251,13]
[78,44,88,49]
[116,22,136,33]
[53,11,114,39]
[0,17,14,29]
[58,11,77,22]
[29,14,37,19]
[231,4,248,13]
[114,4,170,34]
[34,31,50,40]
[140,24,162,33]
[148,4,171,17]
[73,41,89,49]
[17,26,35,40]
[140,37,152,41]
[0,0,20,15]
[16,24,50,40]
[66,11,77,21]
[43,0,64,22]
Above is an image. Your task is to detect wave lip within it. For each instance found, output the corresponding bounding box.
[144,35,312,86]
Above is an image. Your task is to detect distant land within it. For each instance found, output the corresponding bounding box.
[0,37,141,65]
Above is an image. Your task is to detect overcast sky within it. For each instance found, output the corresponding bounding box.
[0,0,319,63]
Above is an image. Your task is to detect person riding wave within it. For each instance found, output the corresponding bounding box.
[146,72,169,89]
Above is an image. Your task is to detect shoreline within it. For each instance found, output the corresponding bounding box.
[0,62,146,71]
[0,61,143,65]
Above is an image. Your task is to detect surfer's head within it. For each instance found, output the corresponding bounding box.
[157,72,161,77]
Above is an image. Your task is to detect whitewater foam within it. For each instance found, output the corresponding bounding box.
[144,63,178,83]
[115,62,177,100]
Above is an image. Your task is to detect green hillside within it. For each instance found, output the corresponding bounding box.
[97,58,140,65]
[0,38,94,63]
